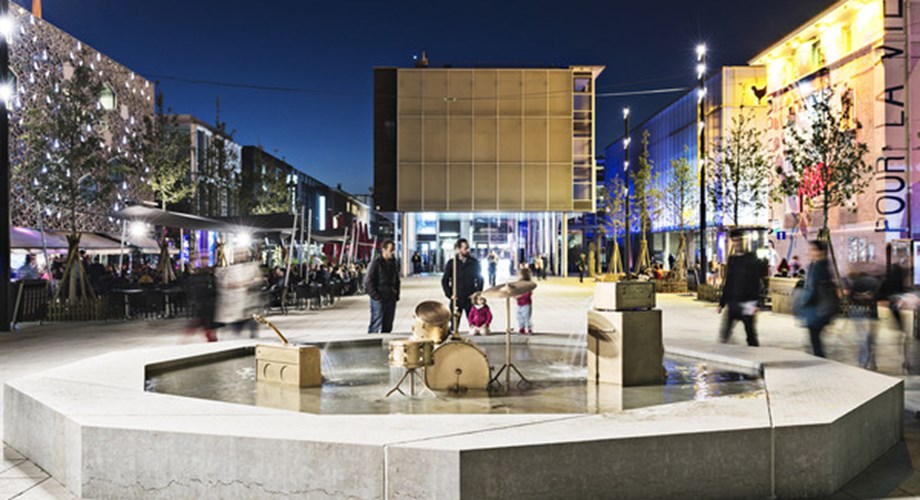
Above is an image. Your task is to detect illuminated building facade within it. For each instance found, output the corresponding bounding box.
[751,0,919,271]
[603,66,769,267]
[173,114,243,218]
[8,3,154,233]
[374,63,605,276]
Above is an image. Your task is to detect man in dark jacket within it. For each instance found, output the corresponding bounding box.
[365,240,400,333]
[442,238,483,331]
[718,230,762,346]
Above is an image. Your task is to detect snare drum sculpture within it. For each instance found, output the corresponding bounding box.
[385,338,434,397]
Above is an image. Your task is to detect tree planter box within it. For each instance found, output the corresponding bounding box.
[46,298,109,322]
[697,284,722,302]
[655,280,688,294]
[769,277,802,315]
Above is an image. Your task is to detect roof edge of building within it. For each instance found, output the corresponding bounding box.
[748,0,850,64]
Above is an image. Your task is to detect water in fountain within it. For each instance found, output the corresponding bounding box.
[147,342,762,415]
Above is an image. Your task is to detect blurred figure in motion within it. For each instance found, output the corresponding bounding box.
[186,267,218,342]
[796,241,838,358]
[16,254,40,280]
[215,248,265,338]
[718,230,761,347]
[881,262,907,334]
[845,266,880,370]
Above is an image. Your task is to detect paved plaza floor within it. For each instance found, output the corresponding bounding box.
[2,275,920,498]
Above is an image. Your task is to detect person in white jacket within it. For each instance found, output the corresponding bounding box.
[215,249,265,338]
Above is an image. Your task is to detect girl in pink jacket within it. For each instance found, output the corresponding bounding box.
[468,292,492,336]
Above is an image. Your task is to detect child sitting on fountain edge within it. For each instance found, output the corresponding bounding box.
[468,292,492,336]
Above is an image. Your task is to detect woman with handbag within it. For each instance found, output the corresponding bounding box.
[797,240,839,357]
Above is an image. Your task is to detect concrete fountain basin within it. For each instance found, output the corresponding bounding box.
[3,333,903,499]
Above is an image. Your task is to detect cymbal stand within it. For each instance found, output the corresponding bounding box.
[488,296,530,390]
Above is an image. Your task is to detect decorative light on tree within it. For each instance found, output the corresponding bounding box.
[799,162,828,199]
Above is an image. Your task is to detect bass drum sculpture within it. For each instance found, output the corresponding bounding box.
[425,341,490,391]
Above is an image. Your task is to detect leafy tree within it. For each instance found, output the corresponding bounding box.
[143,92,193,210]
[773,88,871,234]
[17,52,114,301]
[630,130,663,272]
[665,146,696,277]
[708,109,770,227]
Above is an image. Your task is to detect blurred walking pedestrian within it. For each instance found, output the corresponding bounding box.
[365,239,400,333]
[186,267,218,342]
[718,230,762,347]
[845,268,879,370]
[881,262,907,334]
[215,249,265,338]
[795,241,838,358]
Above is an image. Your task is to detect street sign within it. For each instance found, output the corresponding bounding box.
[776,231,787,241]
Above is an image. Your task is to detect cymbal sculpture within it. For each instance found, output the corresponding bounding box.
[481,280,537,389]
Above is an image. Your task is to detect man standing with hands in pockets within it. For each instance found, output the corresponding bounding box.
[365,240,400,334]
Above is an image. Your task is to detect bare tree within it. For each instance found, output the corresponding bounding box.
[630,130,663,273]
[664,146,696,277]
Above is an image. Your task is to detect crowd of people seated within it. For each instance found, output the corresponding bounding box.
[10,250,368,324]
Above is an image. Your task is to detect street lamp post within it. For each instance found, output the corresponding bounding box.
[696,44,708,287]
[623,107,631,275]
[0,0,12,331]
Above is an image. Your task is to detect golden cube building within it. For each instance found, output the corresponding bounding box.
[374,65,604,213]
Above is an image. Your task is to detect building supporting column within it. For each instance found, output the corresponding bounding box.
[513,214,520,271]
[400,212,410,277]
[562,214,569,278]
[664,232,672,270]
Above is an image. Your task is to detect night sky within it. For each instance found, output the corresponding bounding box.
[18,0,837,195]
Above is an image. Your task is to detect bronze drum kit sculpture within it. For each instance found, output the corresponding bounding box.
[385,279,537,397]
